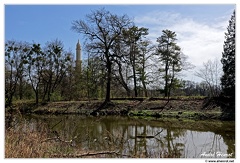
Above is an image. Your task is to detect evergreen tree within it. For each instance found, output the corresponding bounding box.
[156,29,182,97]
[122,26,149,97]
[220,10,235,120]
[221,10,235,97]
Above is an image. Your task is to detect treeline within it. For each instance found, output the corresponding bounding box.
[5,38,215,106]
[5,8,235,110]
[5,40,73,106]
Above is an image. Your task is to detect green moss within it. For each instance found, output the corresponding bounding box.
[128,110,222,120]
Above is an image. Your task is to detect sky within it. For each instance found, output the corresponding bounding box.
[4,4,235,82]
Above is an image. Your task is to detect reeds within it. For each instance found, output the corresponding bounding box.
[5,122,123,158]
[5,119,178,158]
[5,122,54,158]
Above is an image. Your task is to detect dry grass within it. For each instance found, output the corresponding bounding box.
[5,123,53,158]
[5,120,83,158]
[5,126,122,158]
[5,122,124,158]
[5,120,178,158]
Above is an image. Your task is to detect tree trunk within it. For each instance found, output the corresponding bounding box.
[19,76,23,100]
[130,43,138,97]
[35,90,39,104]
[116,61,131,97]
[141,56,148,97]
[142,81,148,97]
[47,89,51,102]
[133,65,138,97]
[42,82,48,102]
[164,63,168,97]
[105,60,112,103]
[6,93,13,107]
[167,65,175,99]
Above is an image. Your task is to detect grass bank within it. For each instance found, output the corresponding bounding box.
[7,97,225,120]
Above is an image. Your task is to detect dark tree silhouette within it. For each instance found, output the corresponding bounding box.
[220,10,235,120]
[221,10,235,97]
[71,8,132,103]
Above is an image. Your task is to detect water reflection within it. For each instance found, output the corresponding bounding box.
[7,115,235,158]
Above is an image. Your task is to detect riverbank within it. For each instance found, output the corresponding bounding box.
[7,97,227,120]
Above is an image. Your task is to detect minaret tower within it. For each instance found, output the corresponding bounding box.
[76,39,82,73]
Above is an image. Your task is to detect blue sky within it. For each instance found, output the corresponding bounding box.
[5,4,235,81]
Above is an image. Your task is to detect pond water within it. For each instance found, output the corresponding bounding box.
[7,115,235,158]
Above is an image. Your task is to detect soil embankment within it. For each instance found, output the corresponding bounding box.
[9,97,223,120]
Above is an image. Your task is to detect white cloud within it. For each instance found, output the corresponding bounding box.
[172,20,226,66]
[135,11,182,26]
[134,10,230,82]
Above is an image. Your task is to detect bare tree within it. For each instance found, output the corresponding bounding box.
[72,8,132,103]
[26,43,45,104]
[107,34,131,97]
[5,40,29,107]
[195,59,222,97]
[41,39,72,102]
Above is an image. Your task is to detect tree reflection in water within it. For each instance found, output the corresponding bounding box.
[8,115,235,158]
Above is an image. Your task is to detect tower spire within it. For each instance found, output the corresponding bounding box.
[76,39,82,73]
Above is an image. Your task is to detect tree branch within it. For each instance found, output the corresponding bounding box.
[51,151,131,158]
